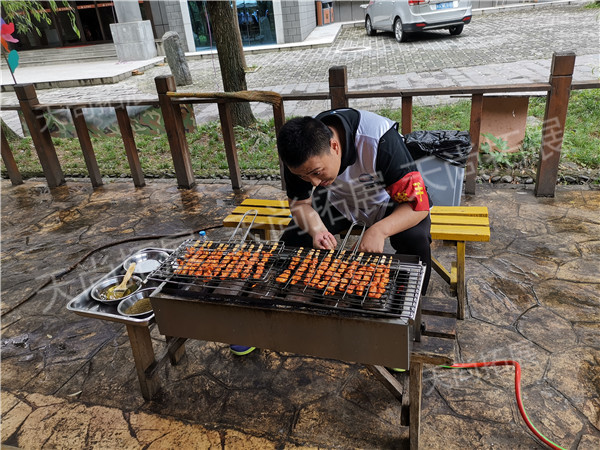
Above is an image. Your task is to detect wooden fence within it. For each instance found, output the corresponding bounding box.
[2,51,599,197]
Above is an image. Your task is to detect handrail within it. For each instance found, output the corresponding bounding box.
[9,79,592,112]
[167,90,282,105]
[347,83,553,98]
[571,80,600,89]
[163,82,556,106]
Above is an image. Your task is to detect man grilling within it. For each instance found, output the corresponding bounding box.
[231,108,432,358]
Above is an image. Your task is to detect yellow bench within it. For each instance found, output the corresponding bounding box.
[223,199,490,319]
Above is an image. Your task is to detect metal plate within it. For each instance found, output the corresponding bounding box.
[122,249,170,274]
[436,1,454,10]
[151,291,414,368]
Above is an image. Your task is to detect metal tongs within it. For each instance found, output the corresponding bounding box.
[228,209,259,243]
[336,221,367,258]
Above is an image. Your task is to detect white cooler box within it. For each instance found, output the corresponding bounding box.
[415,155,464,207]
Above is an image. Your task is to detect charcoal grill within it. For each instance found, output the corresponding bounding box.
[146,218,426,369]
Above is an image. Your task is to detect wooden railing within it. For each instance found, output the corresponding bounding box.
[2,52,598,197]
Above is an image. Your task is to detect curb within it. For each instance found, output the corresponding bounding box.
[0,58,165,92]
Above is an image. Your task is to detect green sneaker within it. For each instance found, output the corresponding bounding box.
[230,345,256,356]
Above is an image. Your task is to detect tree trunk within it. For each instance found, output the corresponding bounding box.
[206,1,255,128]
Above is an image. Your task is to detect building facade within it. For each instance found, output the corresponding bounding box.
[9,1,366,54]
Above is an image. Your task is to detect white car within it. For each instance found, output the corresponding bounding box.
[364,0,472,42]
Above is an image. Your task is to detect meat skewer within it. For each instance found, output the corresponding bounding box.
[172,233,396,311]
[339,252,364,295]
[307,249,333,289]
[303,250,321,285]
[321,250,346,295]
[276,247,303,284]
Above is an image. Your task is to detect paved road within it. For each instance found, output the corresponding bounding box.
[1,3,598,128]
[138,4,599,93]
[246,5,599,88]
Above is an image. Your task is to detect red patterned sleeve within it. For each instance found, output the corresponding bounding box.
[386,171,430,211]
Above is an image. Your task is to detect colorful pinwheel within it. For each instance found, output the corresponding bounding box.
[1,18,19,51]
[1,18,20,82]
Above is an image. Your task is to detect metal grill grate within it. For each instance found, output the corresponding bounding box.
[148,240,424,320]
[149,238,283,283]
[271,246,423,318]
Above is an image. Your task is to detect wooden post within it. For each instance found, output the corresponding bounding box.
[272,100,287,191]
[155,75,196,189]
[329,66,349,109]
[70,108,103,187]
[465,93,484,195]
[115,106,145,188]
[126,324,160,400]
[1,131,23,185]
[401,96,413,135]
[535,52,576,197]
[456,241,466,320]
[166,336,187,365]
[14,84,65,188]
[409,361,423,450]
[217,101,242,190]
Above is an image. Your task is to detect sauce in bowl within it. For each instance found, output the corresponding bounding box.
[124,298,152,315]
[101,285,135,300]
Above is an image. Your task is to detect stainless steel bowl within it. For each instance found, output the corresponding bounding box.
[90,275,143,304]
[117,288,157,317]
[122,250,169,274]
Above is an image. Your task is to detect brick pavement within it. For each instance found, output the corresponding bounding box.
[245,5,599,88]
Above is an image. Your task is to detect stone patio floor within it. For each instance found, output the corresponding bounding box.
[1,178,599,449]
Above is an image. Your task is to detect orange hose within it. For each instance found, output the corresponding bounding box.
[448,361,565,450]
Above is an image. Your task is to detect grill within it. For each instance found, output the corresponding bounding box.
[147,237,424,321]
[146,217,426,368]
[66,214,428,375]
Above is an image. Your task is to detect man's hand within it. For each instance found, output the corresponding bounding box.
[314,231,337,250]
[357,204,429,254]
[289,197,337,249]
[358,226,386,253]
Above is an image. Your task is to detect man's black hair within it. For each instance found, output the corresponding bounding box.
[277,116,333,168]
